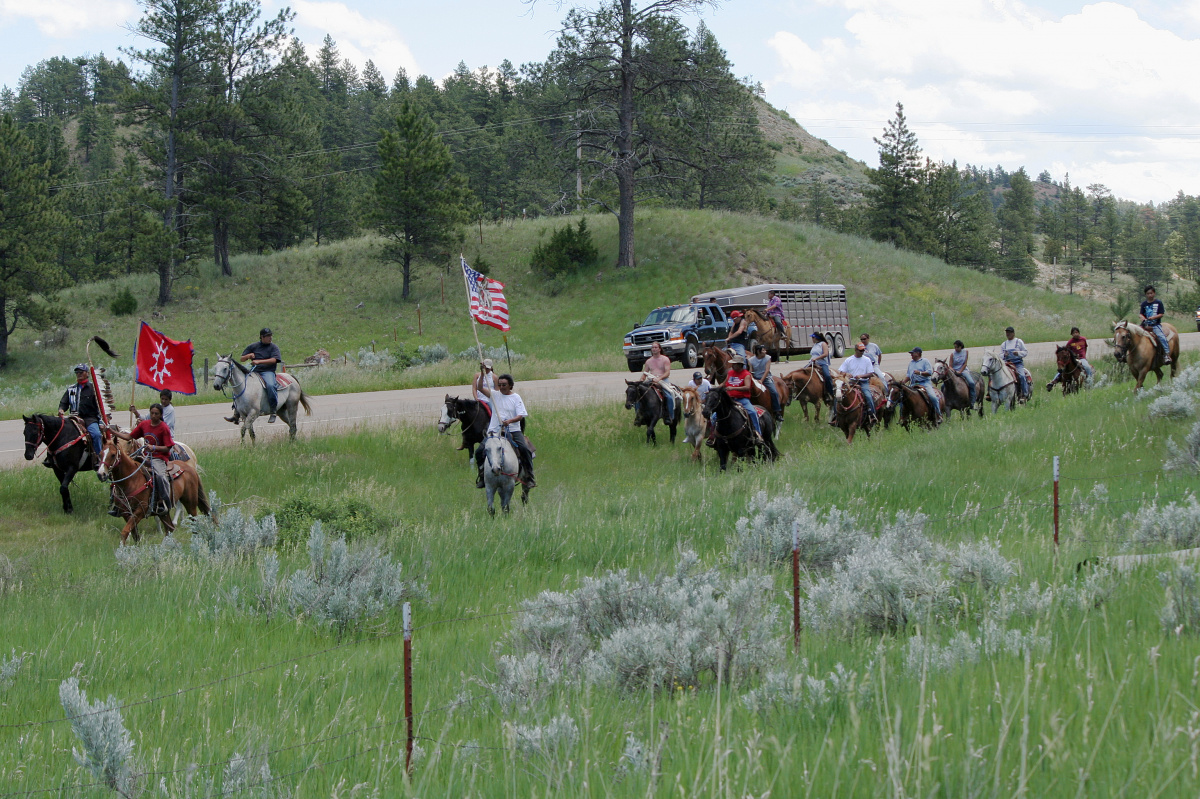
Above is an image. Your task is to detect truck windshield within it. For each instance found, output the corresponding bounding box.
[642,307,696,326]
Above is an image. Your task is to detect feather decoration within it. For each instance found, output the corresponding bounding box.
[90,335,120,359]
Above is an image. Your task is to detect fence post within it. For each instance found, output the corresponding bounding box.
[403,602,413,775]
[203,358,208,386]
[1052,456,1060,550]
[792,520,800,651]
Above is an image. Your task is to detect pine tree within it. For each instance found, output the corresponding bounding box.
[996,168,1037,283]
[374,99,474,299]
[866,102,926,249]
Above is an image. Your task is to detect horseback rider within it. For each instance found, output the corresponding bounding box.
[906,346,942,425]
[475,369,536,489]
[726,311,751,358]
[226,328,282,425]
[1047,327,1094,390]
[859,332,890,386]
[837,343,879,426]
[642,341,676,422]
[1000,326,1030,399]
[950,341,978,406]
[808,331,836,421]
[132,389,176,434]
[58,364,104,459]
[109,403,175,515]
[688,371,711,404]
[1139,285,1172,365]
[748,343,782,423]
[473,358,497,412]
[715,352,764,441]
[765,290,786,331]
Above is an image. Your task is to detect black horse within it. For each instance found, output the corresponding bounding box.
[702,387,779,472]
[624,379,681,445]
[22,413,97,513]
[438,395,491,462]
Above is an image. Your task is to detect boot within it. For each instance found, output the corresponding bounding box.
[476,465,485,489]
[267,409,277,423]
[224,414,241,424]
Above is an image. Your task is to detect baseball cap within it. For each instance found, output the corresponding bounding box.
[730,310,743,318]
[482,358,494,369]
[854,343,866,352]
[260,327,272,337]
[73,363,88,373]
[693,371,703,381]
[810,332,823,340]
[1004,326,1015,333]
[909,346,923,354]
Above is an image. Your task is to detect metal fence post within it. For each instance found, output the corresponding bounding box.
[1053,456,1060,550]
[403,602,413,775]
[792,520,801,651]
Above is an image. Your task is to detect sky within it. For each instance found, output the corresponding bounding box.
[2,0,1200,203]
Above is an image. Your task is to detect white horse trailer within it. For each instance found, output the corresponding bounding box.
[690,283,851,357]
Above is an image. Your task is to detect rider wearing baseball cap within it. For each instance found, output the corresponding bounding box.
[226,327,282,424]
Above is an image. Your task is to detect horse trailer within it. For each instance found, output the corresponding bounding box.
[690,283,851,357]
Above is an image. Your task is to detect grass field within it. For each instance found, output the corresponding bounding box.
[3,356,1200,796]
[0,207,1135,420]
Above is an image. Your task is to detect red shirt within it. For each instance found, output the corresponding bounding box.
[726,367,752,399]
[1067,335,1088,360]
[130,419,174,461]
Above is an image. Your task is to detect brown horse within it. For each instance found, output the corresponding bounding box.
[832,377,886,443]
[97,439,211,543]
[703,343,731,383]
[743,309,786,358]
[888,382,944,429]
[1112,320,1178,390]
[1052,346,1086,395]
[701,344,787,417]
[680,386,707,461]
[933,359,982,417]
[782,366,826,424]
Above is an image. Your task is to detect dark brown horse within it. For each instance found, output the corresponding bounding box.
[702,387,779,471]
[933,359,982,417]
[97,438,211,543]
[703,343,731,383]
[832,377,886,443]
[1052,347,1086,395]
[1113,320,1178,390]
[888,382,944,429]
[22,413,97,513]
[625,379,681,445]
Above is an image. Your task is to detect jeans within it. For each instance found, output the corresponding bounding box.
[658,384,675,421]
[1006,357,1029,396]
[1079,358,1094,379]
[728,342,746,358]
[1149,325,1171,358]
[85,422,103,455]
[959,370,977,404]
[815,362,834,397]
[149,458,171,510]
[257,371,278,412]
[761,377,781,416]
[854,378,877,418]
[734,397,762,436]
[914,383,941,417]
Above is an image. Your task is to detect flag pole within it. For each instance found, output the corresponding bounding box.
[460,254,486,367]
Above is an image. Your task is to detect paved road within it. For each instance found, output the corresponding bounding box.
[5,333,1197,470]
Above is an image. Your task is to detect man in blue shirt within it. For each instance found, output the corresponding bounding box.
[1139,285,1172,364]
[225,327,282,424]
[906,347,942,424]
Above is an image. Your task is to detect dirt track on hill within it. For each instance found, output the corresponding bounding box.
[4,334,1198,470]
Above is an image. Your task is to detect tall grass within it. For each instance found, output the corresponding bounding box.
[3,362,1199,795]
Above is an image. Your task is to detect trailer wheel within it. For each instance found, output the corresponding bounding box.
[833,333,846,357]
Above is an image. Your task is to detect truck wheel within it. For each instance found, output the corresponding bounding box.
[628,359,645,373]
[682,341,699,369]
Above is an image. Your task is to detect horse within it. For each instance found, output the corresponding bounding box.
[832,378,886,443]
[1052,346,1087,396]
[680,386,708,461]
[438,395,490,462]
[22,413,97,513]
[625,379,681,445]
[742,309,786,359]
[700,344,787,422]
[212,354,312,442]
[703,344,731,383]
[1113,320,1179,390]
[888,382,944,430]
[97,438,210,544]
[480,431,528,515]
[702,387,778,472]
[933,360,982,418]
[782,366,826,424]
[977,350,1026,413]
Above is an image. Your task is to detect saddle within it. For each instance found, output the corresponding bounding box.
[1002,363,1032,387]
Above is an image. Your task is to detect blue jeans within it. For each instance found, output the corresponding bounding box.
[914,383,941,416]
[85,422,103,455]
[1006,357,1029,396]
[714,398,762,437]
[1148,325,1170,358]
[854,378,877,418]
[815,362,833,397]
[257,371,278,411]
[728,342,746,358]
[661,387,675,421]
[761,376,781,416]
[960,371,977,405]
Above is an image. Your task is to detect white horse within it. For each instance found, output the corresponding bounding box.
[481,431,528,515]
[212,354,312,442]
[978,350,1029,413]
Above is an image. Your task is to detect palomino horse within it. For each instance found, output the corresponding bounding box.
[888,382,944,429]
[480,431,528,515]
[933,360,982,418]
[742,309,786,359]
[97,438,210,543]
[625,379,681,445]
[1113,320,1179,390]
[22,413,97,513]
[212,355,312,442]
[680,385,708,461]
[832,377,886,443]
[977,350,1025,413]
[782,366,826,424]
[1051,346,1087,395]
[439,395,490,463]
[702,387,779,472]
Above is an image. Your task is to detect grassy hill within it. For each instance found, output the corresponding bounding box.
[755,97,870,205]
[0,208,1132,416]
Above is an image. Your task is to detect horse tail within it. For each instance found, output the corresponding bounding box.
[298,389,313,416]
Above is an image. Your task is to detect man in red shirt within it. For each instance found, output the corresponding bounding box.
[1047,327,1094,390]
[716,353,763,440]
[109,403,175,514]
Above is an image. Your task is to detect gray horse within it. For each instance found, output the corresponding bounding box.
[212,354,312,442]
[481,431,529,515]
[978,350,1028,413]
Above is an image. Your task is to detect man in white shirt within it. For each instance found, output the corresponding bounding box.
[475,369,536,489]
[837,342,879,424]
[1000,326,1030,399]
[688,371,711,404]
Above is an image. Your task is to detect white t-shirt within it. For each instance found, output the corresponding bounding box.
[141,404,176,434]
[838,355,875,378]
[475,372,495,404]
[864,342,883,366]
[487,390,527,434]
[690,378,711,402]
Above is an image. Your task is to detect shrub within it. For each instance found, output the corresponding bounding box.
[730,491,862,569]
[945,538,1016,590]
[274,495,395,550]
[1161,565,1200,634]
[1148,392,1196,420]
[59,677,139,797]
[1127,496,1200,550]
[186,494,277,560]
[741,661,869,715]
[109,287,138,317]
[905,620,1049,674]
[509,714,579,761]
[1166,422,1200,474]
[530,218,598,279]
[456,345,525,364]
[355,346,399,370]
[1,650,26,691]
[413,343,452,366]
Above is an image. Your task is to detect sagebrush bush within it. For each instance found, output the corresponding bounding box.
[509,714,579,761]
[1127,496,1200,550]
[1,650,26,691]
[1160,565,1200,634]
[945,538,1016,590]
[413,343,452,365]
[905,620,1049,674]
[730,491,862,568]
[741,661,869,714]
[355,346,400,370]
[456,345,525,364]
[59,677,139,797]
[1165,422,1200,474]
[186,494,277,560]
[1148,392,1196,420]
[530,218,598,279]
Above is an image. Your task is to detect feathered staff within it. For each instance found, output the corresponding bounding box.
[86,336,120,434]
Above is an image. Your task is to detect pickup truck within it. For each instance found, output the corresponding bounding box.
[622,303,734,371]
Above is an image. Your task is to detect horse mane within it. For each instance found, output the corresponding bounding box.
[229,355,251,374]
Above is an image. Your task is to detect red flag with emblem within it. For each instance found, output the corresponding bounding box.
[134,322,197,394]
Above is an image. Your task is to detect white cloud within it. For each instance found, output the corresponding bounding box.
[766,0,1200,201]
[0,0,134,38]
[290,0,419,80]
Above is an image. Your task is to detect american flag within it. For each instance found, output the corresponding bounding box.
[462,257,510,332]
